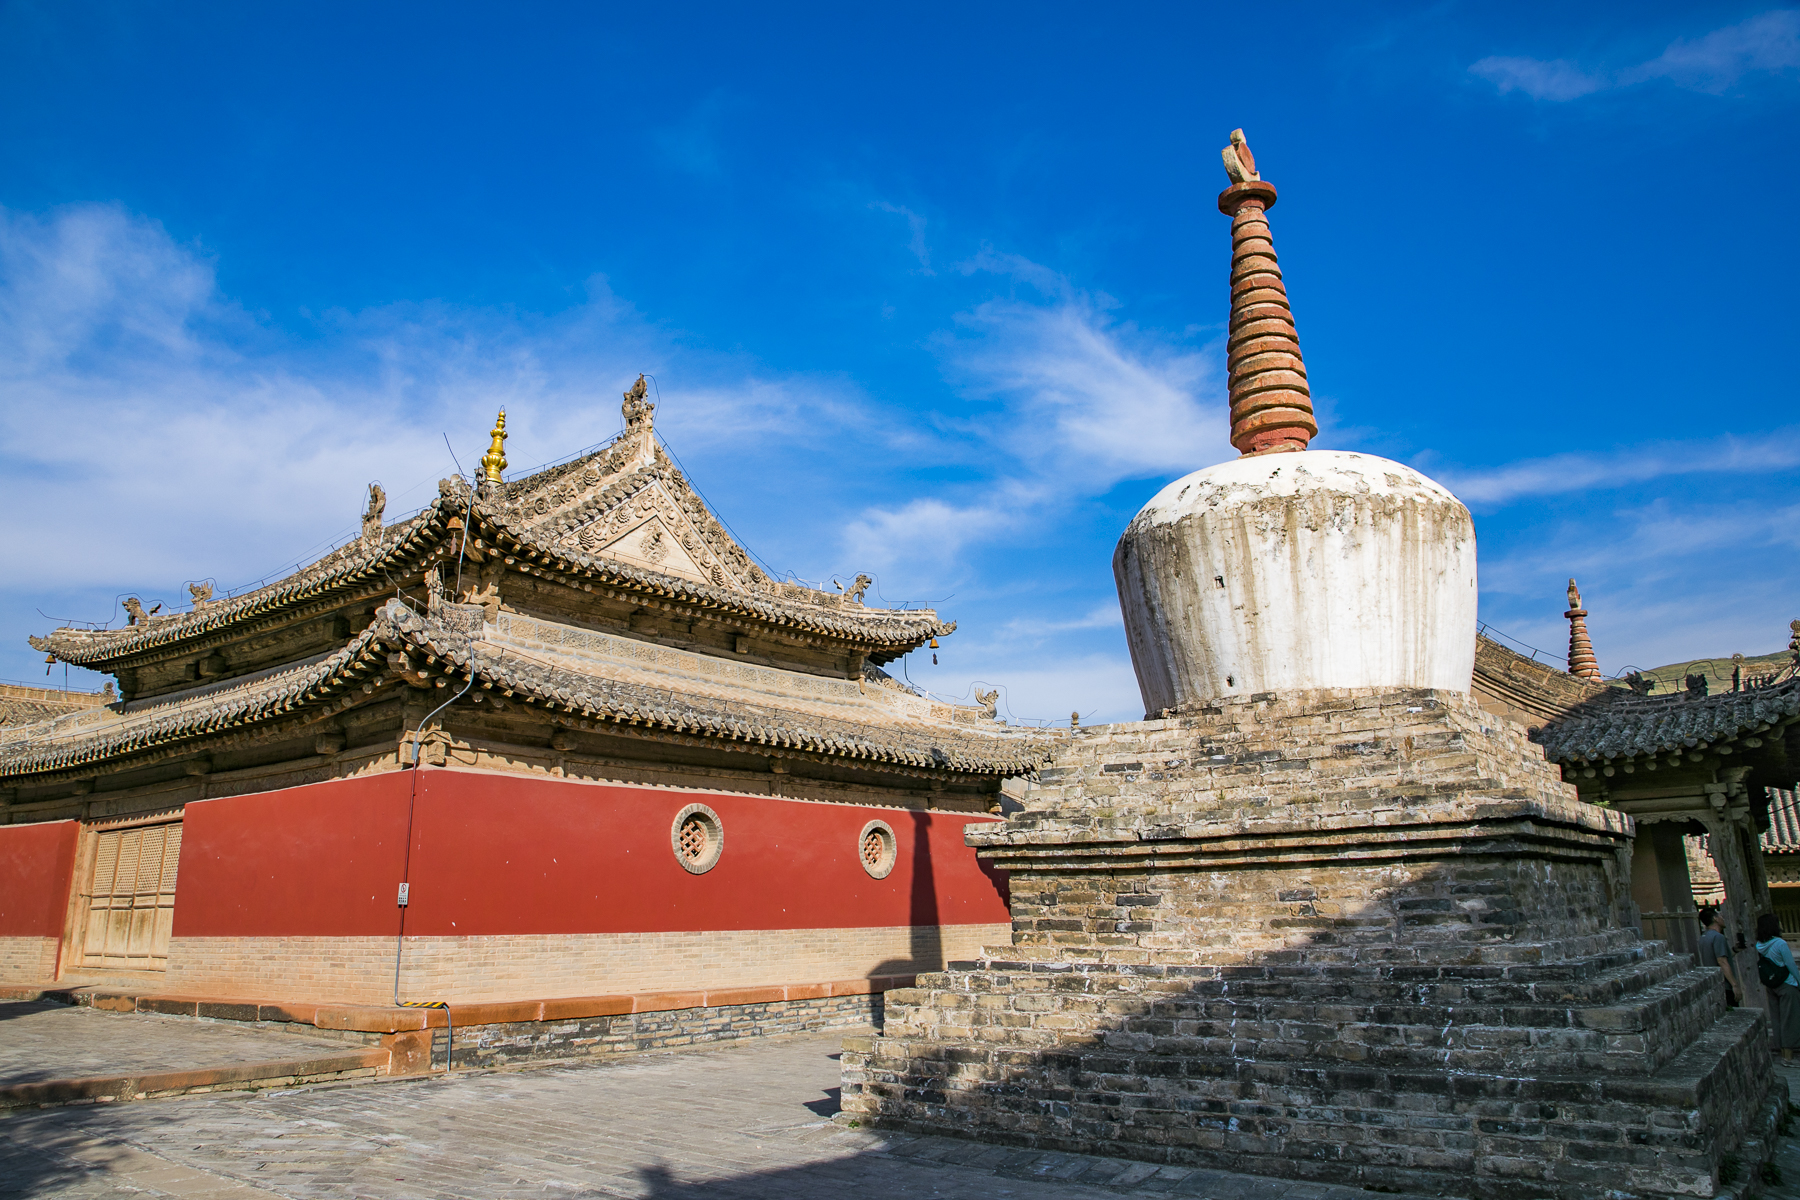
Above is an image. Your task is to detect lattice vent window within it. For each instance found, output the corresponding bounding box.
[80,822,182,970]
[859,819,897,879]
[670,804,723,874]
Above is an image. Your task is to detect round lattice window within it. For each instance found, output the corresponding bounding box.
[671,804,724,874]
[858,819,897,879]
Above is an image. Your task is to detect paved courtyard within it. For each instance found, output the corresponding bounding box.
[0,1001,349,1087]
[4,1008,1799,1200]
[1,1022,1438,1200]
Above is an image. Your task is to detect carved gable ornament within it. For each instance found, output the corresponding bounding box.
[499,379,763,594]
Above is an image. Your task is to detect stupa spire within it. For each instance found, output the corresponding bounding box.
[1564,578,1602,679]
[1217,129,1317,456]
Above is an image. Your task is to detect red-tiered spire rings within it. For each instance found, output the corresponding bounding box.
[1218,129,1317,456]
[1564,579,1602,680]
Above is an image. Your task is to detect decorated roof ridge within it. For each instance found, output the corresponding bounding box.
[0,599,1047,782]
[34,475,948,669]
[498,438,772,591]
[385,602,1051,776]
[1532,674,1800,764]
[467,502,952,644]
[30,496,460,667]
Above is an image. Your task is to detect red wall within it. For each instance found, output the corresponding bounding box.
[0,820,78,938]
[175,770,1010,938]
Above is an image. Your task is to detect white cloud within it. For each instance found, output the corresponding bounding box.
[870,201,933,273]
[1437,430,1800,506]
[839,490,1036,580]
[1471,9,1800,100]
[837,252,1230,571]
[0,204,873,631]
[1476,497,1800,678]
[950,291,1231,488]
[1469,57,1608,101]
[1623,9,1800,92]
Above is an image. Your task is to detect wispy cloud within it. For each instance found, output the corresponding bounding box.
[1476,496,1800,677]
[0,203,873,624]
[869,201,933,273]
[1437,429,1800,505]
[1472,9,1800,100]
[948,259,1231,488]
[1470,57,1608,102]
[832,252,1229,588]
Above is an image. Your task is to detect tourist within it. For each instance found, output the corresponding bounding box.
[1755,913,1800,1063]
[1699,908,1741,1007]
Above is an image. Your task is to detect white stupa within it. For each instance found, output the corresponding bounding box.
[1113,131,1477,716]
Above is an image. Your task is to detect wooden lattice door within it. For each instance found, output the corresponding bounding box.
[80,822,182,970]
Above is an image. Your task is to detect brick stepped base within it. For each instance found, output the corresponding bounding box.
[842,689,1786,1199]
[844,961,1775,1198]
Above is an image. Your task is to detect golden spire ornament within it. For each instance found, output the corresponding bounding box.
[480,409,509,484]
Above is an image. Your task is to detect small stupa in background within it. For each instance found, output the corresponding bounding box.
[842,130,1781,1199]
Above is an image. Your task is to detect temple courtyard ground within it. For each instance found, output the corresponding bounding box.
[3,1000,1799,1200]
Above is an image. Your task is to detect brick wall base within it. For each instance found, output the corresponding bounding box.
[96,924,1009,1004]
[842,689,1784,1200]
[0,936,58,982]
[432,991,882,1070]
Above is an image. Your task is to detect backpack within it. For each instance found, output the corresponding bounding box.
[1758,950,1789,988]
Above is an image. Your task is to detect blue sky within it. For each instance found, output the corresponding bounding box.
[1,2,1795,724]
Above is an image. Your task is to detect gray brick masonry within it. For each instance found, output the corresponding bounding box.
[842,687,1785,1199]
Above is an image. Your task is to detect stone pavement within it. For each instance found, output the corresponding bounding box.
[0,1001,352,1087]
[0,1029,1435,1200]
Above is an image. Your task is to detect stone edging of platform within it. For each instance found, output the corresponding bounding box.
[0,1047,391,1110]
[1,975,914,1033]
[2,974,915,1082]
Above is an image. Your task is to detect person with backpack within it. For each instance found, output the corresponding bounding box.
[1755,913,1800,1063]
[1699,907,1741,1007]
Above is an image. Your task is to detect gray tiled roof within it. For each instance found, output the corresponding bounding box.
[1532,676,1800,764]
[1766,789,1800,854]
[2,600,1048,782]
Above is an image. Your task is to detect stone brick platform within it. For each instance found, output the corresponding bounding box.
[841,688,1784,1199]
[3,973,914,1083]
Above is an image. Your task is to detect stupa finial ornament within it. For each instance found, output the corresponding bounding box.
[1217,129,1317,457]
[622,374,654,436]
[1564,578,1602,680]
[480,409,509,485]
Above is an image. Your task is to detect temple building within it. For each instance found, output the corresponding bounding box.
[0,382,1052,1027]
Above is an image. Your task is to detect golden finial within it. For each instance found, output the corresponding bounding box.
[480,409,508,484]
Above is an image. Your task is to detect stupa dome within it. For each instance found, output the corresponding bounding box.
[1114,450,1476,714]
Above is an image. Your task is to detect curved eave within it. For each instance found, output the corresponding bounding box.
[470,505,955,651]
[2,625,394,781]
[31,501,457,670]
[3,601,1044,783]
[1534,677,1800,766]
[386,604,1041,777]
